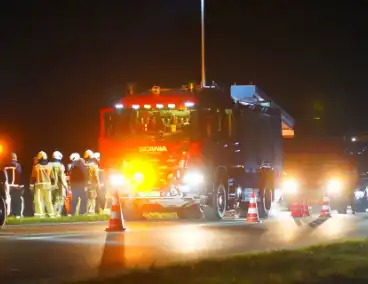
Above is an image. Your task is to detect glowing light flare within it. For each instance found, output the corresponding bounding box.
[168,104,175,109]
[115,103,123,109]
[132,104,140,109]
[144,104,151,109]
[281,178,298,194]
[326,178,343,194]
[183,172,204,184]
[121,159,156,190]
[185,101,195,107]
[133,172,144,182]
[156,104,164,109]
[109,174,125,186]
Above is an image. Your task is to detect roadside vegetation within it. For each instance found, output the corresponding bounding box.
[72,239,368,284]
[5,212,178,225]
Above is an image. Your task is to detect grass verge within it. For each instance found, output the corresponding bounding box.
[5,212,178,225]
[72,239,368,284]
[6,214,110,225]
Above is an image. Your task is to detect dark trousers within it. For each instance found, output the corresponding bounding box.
[95,187,106,213]
[10,188,24,216]
[71,185,87,215]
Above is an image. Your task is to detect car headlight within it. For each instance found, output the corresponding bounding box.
[282,179,298,193]
[109,174,125,186]
[327,179,343,194]
[183,172,204,184]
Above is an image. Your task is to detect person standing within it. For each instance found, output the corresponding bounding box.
[30,151,55,218]
[93,152,105,214]
[49,151,68,217]
[3,153,24,218]
[70,156,87,215]
[83,150,100,215]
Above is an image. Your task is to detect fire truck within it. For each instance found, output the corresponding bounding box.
[99,83,295,220]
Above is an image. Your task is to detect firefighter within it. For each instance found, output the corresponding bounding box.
[93,152,105,214]
[64,153,79,216]
[68,153,80,171]
[50,151,68,217]
[84,150,100,215]
[30,151,55,218]
[3,153,24,218]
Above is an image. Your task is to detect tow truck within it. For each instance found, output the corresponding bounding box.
[99,83,295,220]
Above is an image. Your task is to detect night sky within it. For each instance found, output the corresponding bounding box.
[0,0,366,165]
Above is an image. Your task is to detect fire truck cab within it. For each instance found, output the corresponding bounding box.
[99,84,295,220]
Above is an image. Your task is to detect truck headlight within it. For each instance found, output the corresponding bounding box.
[183,172,204,184]
[327,179,343,194]
[109,174,125,186]
[133,172,144,182]
[282,178,298,194]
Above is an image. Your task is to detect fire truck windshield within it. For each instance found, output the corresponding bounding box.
[104,108,196,142]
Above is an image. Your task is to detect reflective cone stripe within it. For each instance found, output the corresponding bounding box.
[106,192,126,232]
[246,191,260,223]
[319,196,331,218]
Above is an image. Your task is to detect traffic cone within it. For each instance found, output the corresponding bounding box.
[246,191,261,223]
[319,196,331,218]
[106,192,126,232]
[291,200,303,218]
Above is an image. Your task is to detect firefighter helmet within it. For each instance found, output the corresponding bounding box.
[83,149,94,160]
[36,151,47,160]
[70,153,80,162]
[93,152,100,161]
[52,151,63,160]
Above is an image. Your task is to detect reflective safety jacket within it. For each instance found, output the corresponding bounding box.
[30,160,55,190]
[85,160,100,186]
[3,160,23,188]
[49,160,68,190]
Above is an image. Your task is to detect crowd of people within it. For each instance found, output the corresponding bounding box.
[1,149,106,219]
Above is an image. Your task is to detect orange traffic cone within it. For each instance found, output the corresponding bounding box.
[246,191,261,223]
[291,200,303,218]
[319,196,331,218]
[106,192,126,232]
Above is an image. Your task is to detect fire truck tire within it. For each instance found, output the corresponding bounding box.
[258,188,273,219]
[121,200,146,221]
[0,197,6,228]
[202,183,227,221]
[177,205,203,219]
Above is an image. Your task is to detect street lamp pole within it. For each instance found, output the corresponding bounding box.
[201,0,206,88]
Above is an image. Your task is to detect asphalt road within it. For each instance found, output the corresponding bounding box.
[0,211,368,284]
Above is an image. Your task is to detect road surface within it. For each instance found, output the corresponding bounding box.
[0,212,368,284]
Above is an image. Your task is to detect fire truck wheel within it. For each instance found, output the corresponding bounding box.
[203,183,227,221]
[177,205,203,219]
[258,188,273,219]
[0,197,6,228]
[121,200,146,221]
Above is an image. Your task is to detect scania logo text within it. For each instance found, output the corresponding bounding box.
[138,146,168,152]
